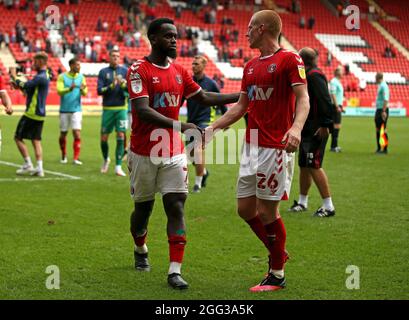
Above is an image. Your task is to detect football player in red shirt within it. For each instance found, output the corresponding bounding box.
[126,18,239,290]
[205,10,310,291]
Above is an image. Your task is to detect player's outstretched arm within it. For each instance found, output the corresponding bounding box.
[191,90,240,108]
[210,93,248,131]
[203,93,248,146]
[282,84,310,153]
[133,97,199,133]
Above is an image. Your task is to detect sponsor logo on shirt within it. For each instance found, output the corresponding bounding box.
[153,92,180,108]
[129,72,141,80]
[131,79,142,94]
[246,85,274,101]
[298,65,306,79]
[152,77,160,84]
[248,67,254,75]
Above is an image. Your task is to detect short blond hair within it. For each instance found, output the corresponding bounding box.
[194,55,207,65]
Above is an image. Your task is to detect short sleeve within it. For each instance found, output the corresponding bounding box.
[127,63,149,100]
[240,65,248,94]
[286,53,307,87]
[384,84,390,101]
[181,67,201,99]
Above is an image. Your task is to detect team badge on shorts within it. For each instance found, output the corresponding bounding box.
[298,65,306,79]
[268,63,277,73]
[175,74,182,84]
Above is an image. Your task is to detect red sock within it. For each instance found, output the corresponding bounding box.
[168,235,186,263]
[264,217,287,270]
[73,138,81,160]
[131,230,147,247]
[245,215,269,249]
[59,136,67,157]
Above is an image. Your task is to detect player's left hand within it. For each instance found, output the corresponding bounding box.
[281,126,301,153]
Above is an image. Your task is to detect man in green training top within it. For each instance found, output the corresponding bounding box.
[97,49,128,176]
[57,57,88,165]
[329,67,344,153]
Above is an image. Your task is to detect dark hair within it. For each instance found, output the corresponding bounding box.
[147,18,174,38]
[69,57,79,66]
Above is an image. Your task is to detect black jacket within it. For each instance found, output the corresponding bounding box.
[302,67,334,136]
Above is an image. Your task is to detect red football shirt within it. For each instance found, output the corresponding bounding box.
[240,49,307,149]
[127,58,201,157]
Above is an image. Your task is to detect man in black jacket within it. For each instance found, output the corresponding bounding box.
[288,47,336,217]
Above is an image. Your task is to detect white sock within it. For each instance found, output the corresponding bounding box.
[195,176,203,187]
[24,157,32,166]
[115,165,122,171]
[323,197,334,211]
[168,262,182,275]
[271,269,284,279]
[134,244,148,254]
[298,194,308,207]
[37,160,43,171]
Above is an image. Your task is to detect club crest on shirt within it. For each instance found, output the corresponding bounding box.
[131,79,142,94]
[298,65,306,79]
[268,63,277,73]
[152,77,160,84]
[248,67,254,75]
[175,74,182,84]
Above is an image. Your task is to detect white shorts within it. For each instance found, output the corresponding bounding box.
[237,143,295,201]
[128,151,188,202]
[60,112,82,132]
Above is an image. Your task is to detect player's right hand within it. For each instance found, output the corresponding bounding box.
[281,126,301,153]
[5,106,13,115]
[203,126,216,149]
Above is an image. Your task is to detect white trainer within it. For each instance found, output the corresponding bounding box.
[101,158,111,173]
[16,163,34,175]
[60,157,68,164]
[73,159,83,165]
[30,167,45,177]
[115,166,126,177]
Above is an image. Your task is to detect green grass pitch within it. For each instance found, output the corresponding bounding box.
[0,114,408,300]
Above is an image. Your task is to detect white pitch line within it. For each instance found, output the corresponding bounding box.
[0,178,79,182]
[0,160,81,180]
